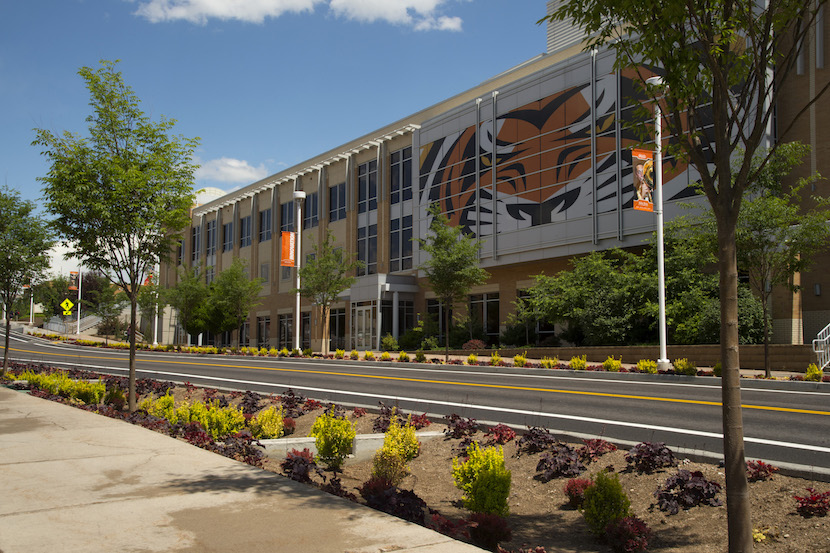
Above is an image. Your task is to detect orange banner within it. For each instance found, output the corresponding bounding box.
[632,148,654,213]
[280,231,295,267]
[68,271,79,291]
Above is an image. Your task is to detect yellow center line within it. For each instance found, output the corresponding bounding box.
[13,346,830,416]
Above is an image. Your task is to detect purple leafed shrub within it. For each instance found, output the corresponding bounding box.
[358,477,428,524]
[654,470,722,515]
[238,390,262,415]
[444,413,479,439]
[281,448,322,483]
[209,430,265,467]
[279,388,307,418]
[462,339,487,350]
[578,438,617,463]
[516,426,558,456]
[625,442,677,473]
[410,413,432,429]
[564,477,593,509]
[373,402,406,433]
[181,422,213,447]
[485,424,517,445]
[605,515,652,553]
[321,476,358,501]
[535,444,586,481]
[794,487,830,517]
[746,460,779,482]
[467,513,512,551]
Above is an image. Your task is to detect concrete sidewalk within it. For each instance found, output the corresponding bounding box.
[0,387,482,553]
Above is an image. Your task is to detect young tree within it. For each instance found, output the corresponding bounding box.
[0,187,55,375]
[730,144,827,376]
[296,229,362,356]
[207,259,263,348]
[34,60,198,411]
[543,3,828,549]
[418,203,489,362]
[163,265,210,343]
[35,275,71,319]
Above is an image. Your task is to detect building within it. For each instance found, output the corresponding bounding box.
[159,2,830,352]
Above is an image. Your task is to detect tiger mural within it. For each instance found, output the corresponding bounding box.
[418,70,695,238]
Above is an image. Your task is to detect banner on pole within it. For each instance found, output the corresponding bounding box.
[632,149,654,213]
[280,231,296,267]
[68,271,79,291]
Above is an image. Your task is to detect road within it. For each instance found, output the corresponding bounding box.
[6,332,830,476]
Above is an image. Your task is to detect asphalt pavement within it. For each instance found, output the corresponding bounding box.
[0,385,483,553]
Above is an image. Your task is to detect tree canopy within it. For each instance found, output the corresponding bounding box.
[34,59,198,410]
[0,187,55,375]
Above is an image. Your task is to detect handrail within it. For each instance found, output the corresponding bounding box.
[812,321,830,370]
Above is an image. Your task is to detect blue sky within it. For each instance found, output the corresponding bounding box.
[2,0,548,213]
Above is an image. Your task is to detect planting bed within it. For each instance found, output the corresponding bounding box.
[4,364,830,552]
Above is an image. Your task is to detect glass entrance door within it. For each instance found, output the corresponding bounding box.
[354,305,375,350]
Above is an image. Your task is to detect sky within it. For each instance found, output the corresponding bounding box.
[0,0,550,273]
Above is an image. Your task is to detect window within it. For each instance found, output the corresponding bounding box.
[390,215,413,272]
[329,308,346,350]
[191,225,201,262]
[177,239,185,265]
[205,220,217,256]
[280,202,294,232]
[358,160,377,213]
[239,215,252,248]
[278,313,293,349]
[303,192,319,229]
[302,312,311,350]
[357,223,377,276]
[239,320,250,348]
[260,262,270,283]
[390,147,412,204]
[329,182,346,222]
[517,290,556,344]
[259,209,272,242]
[205,266,215,284]
[427,299,451,344]
[257,317,270,349]
[470,293,500,342]
[222,222,233,252]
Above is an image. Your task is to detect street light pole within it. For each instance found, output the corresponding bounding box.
[646,76,672,371]
[293,190,305,352]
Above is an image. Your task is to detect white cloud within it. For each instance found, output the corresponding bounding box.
[195,157,270,184]
[134,0,324,24]
[134,0,463,30]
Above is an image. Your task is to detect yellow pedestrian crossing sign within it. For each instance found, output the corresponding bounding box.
[61,299,74,316]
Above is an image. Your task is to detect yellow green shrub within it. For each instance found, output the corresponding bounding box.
[603,356,622,372]
[569,355,587,370]
[637,359,658,374]
[451,442,512,516]
[309,412,356,469]
[250,405,285,439]
[467,353,478,365]
[541,356,559,369]
[805,363,824,382]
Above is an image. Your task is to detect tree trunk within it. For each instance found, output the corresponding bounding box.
[717,222,754,553]
[128,296,138,412]
[762,296,771,379]
[322,304,331,357]
[444,299,450,364]
[2,311,10,377]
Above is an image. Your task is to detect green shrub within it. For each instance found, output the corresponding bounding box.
[383,415,420,463]
[104,387,127,410]
[467,353,478,365]
[637,359,657,374]
[371,448,409,485]
[398,351,410,362]
[421,336,439,350]
[570,355,587,370]
[451,442,512,516]
[603,356,622,372]
[250,405,285,439]
[302,348,313,357]
[309,412,356,470]
[541,356,559,369]
[190,401,246,439]
[582,470,631,536]
[381,333,399,352]
[513,352,528,368]
[805,363,824,382]
[673,358,697,376]
[415,350,427,363]
[712,362,722,377]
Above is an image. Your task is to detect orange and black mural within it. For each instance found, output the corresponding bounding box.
[418,71,696,237]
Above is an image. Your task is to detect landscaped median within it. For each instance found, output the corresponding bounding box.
[3,362,830,552]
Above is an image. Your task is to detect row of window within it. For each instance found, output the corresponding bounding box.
[185,148,414,272]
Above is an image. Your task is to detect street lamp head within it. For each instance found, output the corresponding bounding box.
[293,190,306,202]
[646,76,664,87]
